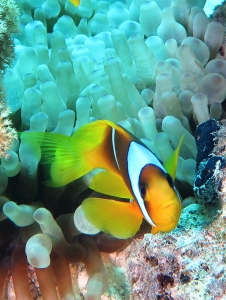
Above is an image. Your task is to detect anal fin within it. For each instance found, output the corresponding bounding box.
[81,197,143,239]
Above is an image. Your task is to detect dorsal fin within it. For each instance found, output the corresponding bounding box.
[164,135,184,181]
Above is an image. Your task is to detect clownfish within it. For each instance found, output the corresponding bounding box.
[21,120,183,239]
[69,0,80,7]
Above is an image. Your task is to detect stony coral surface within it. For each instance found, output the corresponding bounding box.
[125,203,226,300]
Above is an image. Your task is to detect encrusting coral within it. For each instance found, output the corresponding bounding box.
[0,102,17,159]
[125,200,226,299]
[0,0,19,208]
[0,0,20,72]
[0,0,19,163]
[0,0,19,102]
[0,0,226,299]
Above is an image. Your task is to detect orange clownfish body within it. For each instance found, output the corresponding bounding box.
[21,120,183,239]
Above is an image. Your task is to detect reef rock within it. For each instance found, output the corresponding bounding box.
[125,201,226,299]
[194,118,226,204]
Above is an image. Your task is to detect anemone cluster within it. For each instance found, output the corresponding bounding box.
[0,0,225,298]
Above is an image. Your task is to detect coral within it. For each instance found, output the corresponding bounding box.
[0,0,225,299]
[0,102,17,158]
[194,118,226,207]
[210,1,226,59]
[0,0,19,162]
[0,0,20,71]
[126,202,226,299]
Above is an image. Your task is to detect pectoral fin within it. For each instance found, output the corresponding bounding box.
[89,171,133,199]
[164,135,184,181]
[81,198,143,239]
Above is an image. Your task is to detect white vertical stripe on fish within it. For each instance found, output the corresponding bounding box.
[127,141,166,227]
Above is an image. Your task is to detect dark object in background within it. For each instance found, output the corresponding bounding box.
[193,118,226,203]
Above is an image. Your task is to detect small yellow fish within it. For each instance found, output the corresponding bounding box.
[21,120,183,239]
[69,0,80,7]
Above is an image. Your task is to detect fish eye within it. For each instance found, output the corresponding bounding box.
[165,173,174,188]
[139,183,146,198]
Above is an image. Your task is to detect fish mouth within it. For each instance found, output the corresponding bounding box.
[163,201,177,210]
[163,214,179,231]
[162,202,181,229]
[164,196,181,210]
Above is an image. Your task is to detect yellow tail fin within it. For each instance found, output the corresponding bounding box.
[21,131,82,186]
[21,120,116,187]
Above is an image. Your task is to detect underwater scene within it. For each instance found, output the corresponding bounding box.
[0,0,226,299]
